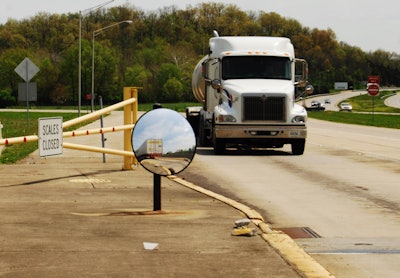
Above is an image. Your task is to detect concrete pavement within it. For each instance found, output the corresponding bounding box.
[0,110,332,277]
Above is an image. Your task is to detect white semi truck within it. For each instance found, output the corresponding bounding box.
[186,32,313,155]
[136,139,163,161]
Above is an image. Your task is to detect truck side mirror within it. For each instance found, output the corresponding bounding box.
[211,79,222,90]
[131,108,196,176]
[305,84,314,95]
[294,58,309,86]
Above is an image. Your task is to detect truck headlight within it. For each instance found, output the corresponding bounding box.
[218,115,237,122]
[292,116,305,123]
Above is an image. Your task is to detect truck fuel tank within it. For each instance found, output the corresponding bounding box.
[191,56,207,104]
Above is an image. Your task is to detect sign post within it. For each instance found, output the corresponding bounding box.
[38,117,63,157]
[367,75,380,125]
[367,83,379,96]
[14,57,40,129]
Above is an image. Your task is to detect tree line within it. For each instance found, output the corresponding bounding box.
[0,2,399,107]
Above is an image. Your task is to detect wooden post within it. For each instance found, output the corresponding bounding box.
[123,87,139,170]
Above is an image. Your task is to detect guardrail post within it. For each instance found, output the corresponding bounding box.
[123,87,139,170]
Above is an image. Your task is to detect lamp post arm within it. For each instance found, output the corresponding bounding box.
[93,20,133,37]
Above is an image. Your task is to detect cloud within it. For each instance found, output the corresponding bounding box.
[132,109,196,154]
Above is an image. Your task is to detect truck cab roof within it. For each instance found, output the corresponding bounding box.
[209,36,294,59]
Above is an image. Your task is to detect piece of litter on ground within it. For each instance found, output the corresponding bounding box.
[143,242,159,250]
[234,218,251,227]
[231,227,256,237]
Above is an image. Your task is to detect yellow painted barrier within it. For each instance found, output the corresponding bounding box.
[123,87,139,170]
[62,97,136,129]
[63,124,134,138]
[0,124,135,146]
[0,88,140,169]
[0,134,39,146]
[63,142,135,157]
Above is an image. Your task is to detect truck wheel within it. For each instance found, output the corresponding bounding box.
[214,139,226,155]
[199,118,206,146]
[291,140,305,155]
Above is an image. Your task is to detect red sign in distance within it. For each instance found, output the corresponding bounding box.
[368,83,379,96]
[368,75,380,84]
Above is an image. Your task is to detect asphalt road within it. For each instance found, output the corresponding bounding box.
[303,88,400,111]
[303,90,366,111]
[385,90,400,108]
[181,114,400,277]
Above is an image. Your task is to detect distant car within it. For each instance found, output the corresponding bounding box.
[324,99,331,104]
[311,100,325,107]
[306,100,325,111]
[340,102,352,112]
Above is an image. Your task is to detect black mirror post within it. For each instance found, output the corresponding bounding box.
[153,174,161,211]
[131,108,196,212]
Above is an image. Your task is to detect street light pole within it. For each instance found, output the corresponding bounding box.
[91,31,95,112]
[91,20,132,112]
[79,11,82,116]
[78,0,114,116]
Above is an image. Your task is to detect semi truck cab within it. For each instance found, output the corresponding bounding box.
[187,34,312,155]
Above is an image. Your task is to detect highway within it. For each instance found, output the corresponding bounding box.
[303,88,400,111]
[181,91,400,277]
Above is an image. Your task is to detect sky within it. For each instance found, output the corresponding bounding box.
[132,109,196,154]
[1,0,399,54]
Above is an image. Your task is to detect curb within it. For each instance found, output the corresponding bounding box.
[168,175,335,278]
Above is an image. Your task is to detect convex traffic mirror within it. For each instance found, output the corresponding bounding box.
[131,108,196,176]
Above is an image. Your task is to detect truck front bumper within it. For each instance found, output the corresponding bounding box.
[214,124,307,139]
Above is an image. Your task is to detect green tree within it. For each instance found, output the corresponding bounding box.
[0,89,15,107]
[0,20,29,51]
[92,41,118,102]
[162,77,184,102]
[124,64,152,102]
[0,48,31,100]
[157,63,183,101]
[37,56,61,104]
[215,5,255,36]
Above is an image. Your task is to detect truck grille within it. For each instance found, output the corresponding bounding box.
[243,96,285,121]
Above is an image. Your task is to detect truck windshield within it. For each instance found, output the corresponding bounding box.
[222,56,291,80]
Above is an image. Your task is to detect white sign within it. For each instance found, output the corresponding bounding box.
[38,117,63,157]
[334,82,348,90]
[15,57,40,82]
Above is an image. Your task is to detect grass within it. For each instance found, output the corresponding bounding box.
[0,111,91,164]
[341,91,400,113]
[137,102,200,112]
[308,111,400,129]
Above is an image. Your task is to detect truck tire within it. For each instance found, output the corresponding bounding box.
[214,138,226,155]
[199,116,208,146]
[291,139,305,155]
